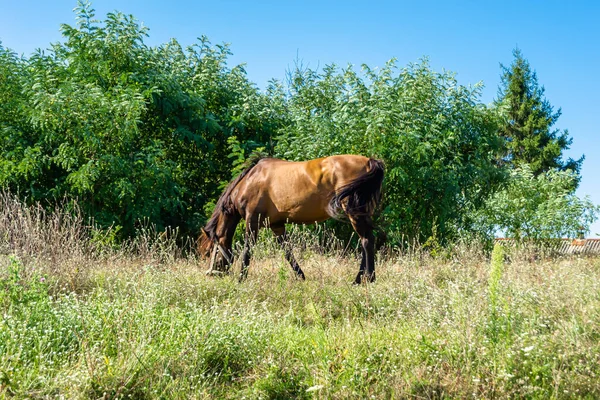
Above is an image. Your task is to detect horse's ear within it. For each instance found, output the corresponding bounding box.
[198,228,211,258]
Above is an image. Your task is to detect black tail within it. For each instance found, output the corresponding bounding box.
[329,158,385,218]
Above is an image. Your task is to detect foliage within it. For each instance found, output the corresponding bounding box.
[476,165,599,240]
[2,218,600,398]
[487,243,512,347]
[496,48,583,179]
[1,3,595,246]
[0,1,284,237]
[276,59,504,243]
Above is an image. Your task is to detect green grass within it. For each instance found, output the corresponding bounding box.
[1,242,600,399]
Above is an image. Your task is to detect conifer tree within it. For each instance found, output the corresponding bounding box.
[496,48,583,179]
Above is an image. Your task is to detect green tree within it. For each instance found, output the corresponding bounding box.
[0,49,32,198]
[496,48,583,179]
[476,165,598,240]
[276,59,504,244]
[0,1,283,238]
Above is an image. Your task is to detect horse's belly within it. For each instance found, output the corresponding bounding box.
[285,206,330,224]
[270,193,330,224]
[251,159,335,225]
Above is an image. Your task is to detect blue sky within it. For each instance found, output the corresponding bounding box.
[1,1,599,236]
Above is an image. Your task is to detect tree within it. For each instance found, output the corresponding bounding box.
[0,44,37,193]
[496,48,583,179]
[276,59,504,244]
[476,165,598,240]
[0,1,283,238]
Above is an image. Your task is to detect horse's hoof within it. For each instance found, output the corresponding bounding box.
[353,273,363,285]
[206,269,226,277]
[353,274,375,285]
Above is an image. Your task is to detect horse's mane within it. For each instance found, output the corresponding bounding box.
[203,156,264,241]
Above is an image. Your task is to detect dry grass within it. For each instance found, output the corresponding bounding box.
[1,193,599,399]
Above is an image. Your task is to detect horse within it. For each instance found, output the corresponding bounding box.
[198,155,385,284]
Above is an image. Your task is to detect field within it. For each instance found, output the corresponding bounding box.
[1,198,600,399]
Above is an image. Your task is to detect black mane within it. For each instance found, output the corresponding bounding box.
[203,157,264,240]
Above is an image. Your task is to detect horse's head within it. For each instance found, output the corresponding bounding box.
[197,228,213,258]
[198,210,240,274]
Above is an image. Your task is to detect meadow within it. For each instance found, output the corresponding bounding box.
[1,194,599,399]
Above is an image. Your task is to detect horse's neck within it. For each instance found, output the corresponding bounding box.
[218,213,241,246]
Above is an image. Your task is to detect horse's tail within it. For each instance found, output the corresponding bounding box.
[329,158,385,218]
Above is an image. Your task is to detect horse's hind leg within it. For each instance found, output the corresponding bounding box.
[350,216,376,284]
[272,226,306,280]
[239,220,259,282]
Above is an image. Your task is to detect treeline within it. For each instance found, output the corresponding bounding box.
[0,2,597,245]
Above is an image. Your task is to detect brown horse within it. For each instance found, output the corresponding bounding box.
[198,155,384,283]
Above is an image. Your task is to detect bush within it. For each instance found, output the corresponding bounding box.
[276,59,504,244]
[475,165,599,240]
[0,2,285,238]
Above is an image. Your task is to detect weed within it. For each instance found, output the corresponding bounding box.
[1,196,600,398]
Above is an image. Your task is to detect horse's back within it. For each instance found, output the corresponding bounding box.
[236,155,372,225]
[255,154,370,193]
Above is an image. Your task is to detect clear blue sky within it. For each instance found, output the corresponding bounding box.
[1,1,599,236]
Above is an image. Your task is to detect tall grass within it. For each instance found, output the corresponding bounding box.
[1,194,599,398]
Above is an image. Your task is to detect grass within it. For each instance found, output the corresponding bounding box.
[1,193,600,399]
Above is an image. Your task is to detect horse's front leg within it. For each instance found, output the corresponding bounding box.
[239,222,259,282]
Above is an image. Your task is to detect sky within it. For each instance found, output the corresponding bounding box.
[1,0,599,236]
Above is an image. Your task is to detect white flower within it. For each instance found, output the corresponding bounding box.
[522,345,535,353]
